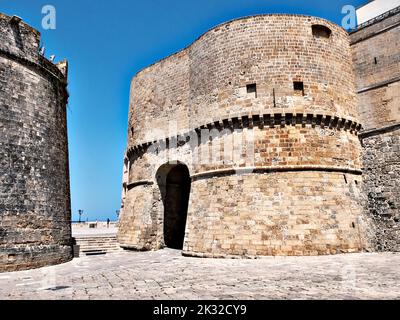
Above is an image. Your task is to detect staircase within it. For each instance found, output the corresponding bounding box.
[73,235,122,257]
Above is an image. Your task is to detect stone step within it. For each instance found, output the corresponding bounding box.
[75,237,118,241]
[73,236,122,257]
[77,241,119,245]
[77,243,120,248]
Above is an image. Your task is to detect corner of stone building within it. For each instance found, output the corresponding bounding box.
[56,59,68,78]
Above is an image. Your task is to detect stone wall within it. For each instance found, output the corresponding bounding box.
[0,13,72,272]
[351,10,400,130]
[118,14,370,257]
[360,130,400,251]
[185,172,366,257]
[128,15,359,148]
[350,8,400,252]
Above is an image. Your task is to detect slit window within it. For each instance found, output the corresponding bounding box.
[312,25,332,39]
[246,83,257,98]
[293,81,304,96]
[374,57,378,64]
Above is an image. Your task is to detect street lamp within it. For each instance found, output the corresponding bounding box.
[78,209,84,223]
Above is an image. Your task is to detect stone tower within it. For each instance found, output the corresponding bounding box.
[350,3,400,251]
[0,13,72,272]
[119,14,369,257]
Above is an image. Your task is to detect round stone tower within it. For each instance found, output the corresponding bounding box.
[119,14,369,257]
[0,13,72,272]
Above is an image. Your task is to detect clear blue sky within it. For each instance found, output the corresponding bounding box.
[1,0,366,221]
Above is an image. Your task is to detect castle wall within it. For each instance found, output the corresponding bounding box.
[361,130,400,251]
[188,15,358,128]
[119,15,369,257]
[129,51,190,146]
[186,172,364,257]
[350,7,400,252]
[0,13,72,272]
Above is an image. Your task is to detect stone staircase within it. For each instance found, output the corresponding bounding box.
[73,235,122,257]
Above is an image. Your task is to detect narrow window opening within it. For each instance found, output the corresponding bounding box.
[352,222,356,229]
[374,57,378,65]
[344,174,348,184]
[246,83,257,98]
[355,180,359,185]
[273,88,276,108]
[293,81,304,96]
[312,25,332,39]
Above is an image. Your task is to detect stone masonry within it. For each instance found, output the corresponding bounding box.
[350,6,400,251]
[0,13,72,272]
[118,15,374,257]
[1,5,398,275]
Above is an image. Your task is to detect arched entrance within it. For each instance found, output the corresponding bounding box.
[156,162,191,250]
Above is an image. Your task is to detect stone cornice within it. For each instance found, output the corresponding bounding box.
[360,122,400,139]
[127,112,362,158]
[126,166,362,189]
[357,76,400,94]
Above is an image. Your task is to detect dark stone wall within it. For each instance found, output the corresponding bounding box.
[0,13,72,272]
[351,8,400,252]
[360,130,400,251]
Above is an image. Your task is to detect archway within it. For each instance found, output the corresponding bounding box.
[156,162,191,250]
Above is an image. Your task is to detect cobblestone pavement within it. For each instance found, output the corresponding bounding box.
[0,249,399,300]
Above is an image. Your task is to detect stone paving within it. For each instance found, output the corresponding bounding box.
[0,249,399,300]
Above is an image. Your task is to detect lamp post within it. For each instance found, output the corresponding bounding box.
[78,209,84,223]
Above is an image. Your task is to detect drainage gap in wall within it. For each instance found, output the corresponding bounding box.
[293,81,304,96]
[246,83,257,98]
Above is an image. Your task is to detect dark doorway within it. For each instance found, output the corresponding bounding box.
[157,163,191,250]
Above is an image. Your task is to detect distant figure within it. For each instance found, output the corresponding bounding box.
[107,218,110,228]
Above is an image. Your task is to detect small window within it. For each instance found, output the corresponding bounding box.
[312,25,332,39]
[293,81,304,96]
[246,83,257,98]
[374,57,378,65]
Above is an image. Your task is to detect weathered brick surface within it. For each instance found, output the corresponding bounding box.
[0,13,72,272]
[357,83,400,130]
[129,15,358,148]
[351,11,400,130]
[361,131,400,251]
[119,15,370,257]
[185,172,367,257]
[350,8,400,252]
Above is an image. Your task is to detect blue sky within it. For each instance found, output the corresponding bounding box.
[1,0,366,221]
